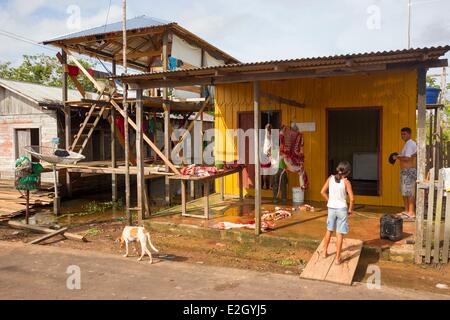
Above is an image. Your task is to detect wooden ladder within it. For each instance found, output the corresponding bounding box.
[70,103,107,155]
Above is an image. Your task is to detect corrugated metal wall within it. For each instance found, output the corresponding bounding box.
[214,70,417,207]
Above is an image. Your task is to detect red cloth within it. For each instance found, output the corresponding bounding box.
[67,65,79,77]
[87,68,95,77]
[115,116,125,137]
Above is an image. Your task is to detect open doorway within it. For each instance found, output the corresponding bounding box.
[327,108,381,196]
[15,128,40,162]
[238,111,281,189]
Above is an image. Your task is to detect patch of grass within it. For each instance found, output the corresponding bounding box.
[64,200,125,217]
[230,243,253,256]
[85,228,100,237]
[278,259,301,267]
[83,200,123,214]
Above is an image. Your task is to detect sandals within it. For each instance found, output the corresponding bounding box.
[396,212,409,219]
[397,212,416,222]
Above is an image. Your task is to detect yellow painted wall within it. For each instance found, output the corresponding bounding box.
[214,70,417,207]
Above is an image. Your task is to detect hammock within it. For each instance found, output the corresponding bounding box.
[24,146,85,165]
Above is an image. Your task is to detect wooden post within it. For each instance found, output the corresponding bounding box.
[239,168,244,201]
[433,169,444,263]
[254,81,261,236]
[122,0,131,226]
[136,89,145,223]
[25,189,30,225]
[447,141,450,168]
[62,49,71,199]
[220,177,225,201]
[111,60,118,206]
[415,68,427,264]
[425,168,435,264]
[432,109,438,175]
[162,31,171,205]
[181,180,187,216]
[204,181,210,219]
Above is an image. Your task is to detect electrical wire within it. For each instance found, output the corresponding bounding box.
[104,0,113,33]
[0,29,58,53]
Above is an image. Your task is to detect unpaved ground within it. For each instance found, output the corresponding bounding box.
[2,241,449,300]
[1,220,449,297]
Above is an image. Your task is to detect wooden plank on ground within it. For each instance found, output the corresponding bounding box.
[300,238,337,281]
[8,221,87,242]
[29,227,68,245]
[300,237,363,286]
[324,239,364,285]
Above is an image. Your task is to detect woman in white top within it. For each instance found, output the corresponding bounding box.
[320,161,354,265]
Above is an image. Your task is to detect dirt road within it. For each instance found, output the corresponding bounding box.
[0,242,448,300]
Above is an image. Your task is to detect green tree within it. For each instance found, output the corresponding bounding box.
[426,76,440,88]
[0,54,97,92]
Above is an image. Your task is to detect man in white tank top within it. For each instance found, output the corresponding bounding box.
[393,127,417,220]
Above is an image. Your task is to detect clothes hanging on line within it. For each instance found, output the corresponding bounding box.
[280,126,309,190]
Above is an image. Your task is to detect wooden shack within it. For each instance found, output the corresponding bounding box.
[116,46,449,233]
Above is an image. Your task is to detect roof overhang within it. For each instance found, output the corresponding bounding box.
[43,21,239,72]
[113,46,450,89]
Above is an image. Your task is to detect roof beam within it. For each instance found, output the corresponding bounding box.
[125,59,448,89]
[261,92,305,108]
[115,48,162,60]
[43,25,170,46]
[63,44,149,71]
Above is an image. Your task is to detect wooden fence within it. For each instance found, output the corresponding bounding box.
[417,168,450,264]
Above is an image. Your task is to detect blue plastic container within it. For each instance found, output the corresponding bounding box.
[426,87,441,105]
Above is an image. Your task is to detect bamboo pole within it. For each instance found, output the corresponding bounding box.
[162,31,171,205]
[136,89,145,223]
[62,50,72,200]
[122,0,131,226]
[254,81,261,236]
[111,60,117,206]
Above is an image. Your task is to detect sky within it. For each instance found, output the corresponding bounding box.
[0,0,449,78]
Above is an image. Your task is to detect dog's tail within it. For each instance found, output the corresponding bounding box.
[146,232,159,252]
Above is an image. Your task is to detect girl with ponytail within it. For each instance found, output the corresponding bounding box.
[320,161,354,265]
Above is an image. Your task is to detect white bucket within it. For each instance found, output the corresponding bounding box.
[292,187,304,204]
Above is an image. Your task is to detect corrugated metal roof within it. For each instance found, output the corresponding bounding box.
[44,15,173,43]
[0,78,92,106]
[114,46,450,80]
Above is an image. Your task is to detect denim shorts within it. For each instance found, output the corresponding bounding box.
[327,207,349,235]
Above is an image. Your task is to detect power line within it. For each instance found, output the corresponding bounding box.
[0,29,58,53]
[104,0,113,33]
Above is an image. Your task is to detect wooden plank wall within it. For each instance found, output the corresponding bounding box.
[214,70,418,207]
[0,87,57,183]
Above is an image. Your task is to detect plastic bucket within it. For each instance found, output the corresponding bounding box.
[292,187,304,204]
[426,87,441,105]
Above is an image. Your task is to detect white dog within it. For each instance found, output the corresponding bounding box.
[116,226,159,263]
